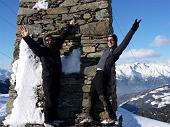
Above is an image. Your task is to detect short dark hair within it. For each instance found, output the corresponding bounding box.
[43,34,53,43]
[107,34,118,43]
[107,34,118,47]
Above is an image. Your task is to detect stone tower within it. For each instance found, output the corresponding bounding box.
[6,0,117,126]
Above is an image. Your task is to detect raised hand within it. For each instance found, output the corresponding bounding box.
[19,25,29,37]
[131,19,141,31]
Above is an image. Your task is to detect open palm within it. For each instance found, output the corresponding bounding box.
[19,25,29,37]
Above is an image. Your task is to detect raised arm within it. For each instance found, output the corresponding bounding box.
[55,18,77,49]
[113,19,141,56]
[19,25,45,56]
[104,19,141,72]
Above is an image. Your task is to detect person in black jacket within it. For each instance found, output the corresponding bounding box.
[83,19,141,124]
[19,19,76,126]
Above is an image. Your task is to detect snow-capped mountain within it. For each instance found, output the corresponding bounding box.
[116,62,170,96]
[0,68,10,83]
[121,85,170,123]
[0,68,10,94]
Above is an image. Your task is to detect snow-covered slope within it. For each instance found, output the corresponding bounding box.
[118,108,170,127]
[116,62,170,95]
[127,85,170,108]
[121,85,170,123]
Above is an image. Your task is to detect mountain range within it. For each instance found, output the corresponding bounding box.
[0,68,10,82]
[116,62,170,96]
[1,62,170,95]
[0,68,10,94]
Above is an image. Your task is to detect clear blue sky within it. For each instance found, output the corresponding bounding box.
[0,0,18,69]
[0,0,170,69]
[112,0,170,64]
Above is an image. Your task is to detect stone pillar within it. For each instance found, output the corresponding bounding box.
[7,0,117,126]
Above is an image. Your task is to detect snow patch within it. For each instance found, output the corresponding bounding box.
[151,92,170,108]
[3,39,44,126]
[150,86,169,94]
[33,0,48,10]
[130,93,148,102]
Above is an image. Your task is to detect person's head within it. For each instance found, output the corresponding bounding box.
[107,34,118,48]
[43,34,55,48]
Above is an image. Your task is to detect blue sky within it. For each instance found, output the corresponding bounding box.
[0,0,170,69]
[0,0,18,69]
[112,0,170,64]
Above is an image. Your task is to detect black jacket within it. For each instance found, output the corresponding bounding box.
[23,25,73,78]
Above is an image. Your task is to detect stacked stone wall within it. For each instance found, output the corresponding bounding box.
[7,0,117,126]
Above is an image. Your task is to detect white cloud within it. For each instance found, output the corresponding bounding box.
[120,49,160,59]
[152,35,170,46]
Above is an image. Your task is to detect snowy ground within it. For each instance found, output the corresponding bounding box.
[118,108,170,127]
[0,94,170,127]
[0,94,8,121]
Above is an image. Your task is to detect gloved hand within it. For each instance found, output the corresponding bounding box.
[131,19,141,31]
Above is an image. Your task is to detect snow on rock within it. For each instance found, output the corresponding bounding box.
[32,0,48,10]
[3,39,44,126]
[3,37,81,126]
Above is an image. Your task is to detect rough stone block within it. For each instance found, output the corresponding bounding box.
[96,9,109,20]
[84,65,96,76]
[60,0,79,6]
[47,7,69,14]
[18,7,38,15]
[83,46,96,53]
[80,21,110,35]
[70,1,108,13]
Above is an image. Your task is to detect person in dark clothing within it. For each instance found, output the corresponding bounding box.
[83,19,141,124]
[19,19,76,126]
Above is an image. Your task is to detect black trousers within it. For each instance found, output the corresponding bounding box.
[42,66,61,123]
[89,70,116,119]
